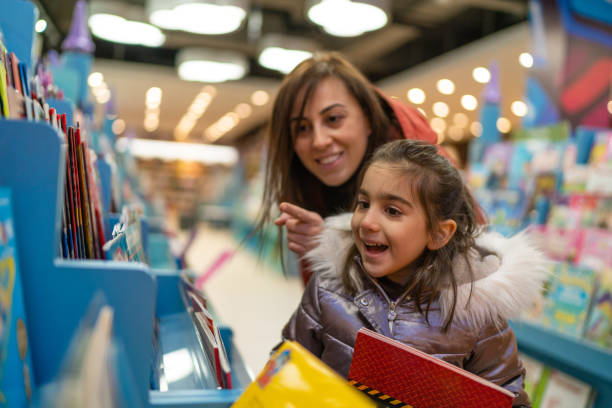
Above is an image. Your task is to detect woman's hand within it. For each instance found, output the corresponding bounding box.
[274,202,324,257]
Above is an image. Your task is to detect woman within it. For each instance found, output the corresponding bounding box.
[256,51,442,283]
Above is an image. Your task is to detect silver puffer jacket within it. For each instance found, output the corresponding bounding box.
[282,214,549,407]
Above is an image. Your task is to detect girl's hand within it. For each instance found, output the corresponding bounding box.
[274,202,324,257]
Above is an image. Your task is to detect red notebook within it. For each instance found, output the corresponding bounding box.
[348,328,514,408]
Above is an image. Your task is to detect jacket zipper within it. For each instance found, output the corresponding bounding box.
[355,256,410,337]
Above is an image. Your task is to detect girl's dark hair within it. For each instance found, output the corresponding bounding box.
[344,139,480,331]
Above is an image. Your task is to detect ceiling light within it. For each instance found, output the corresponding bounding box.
[470,122,482,137]
[257,34,317,74]
[407,88,425,105]
[461,94,478,111]
[205,112,241,142]
[177,48,248,83]
[472,66,491,83]
[174,86,216,140]
[251,90,269,106]
[511,100,528,117]
[519,52,533,68]
[96,88,111,104]
[432,101,449,118]
[116,138,238,165]
[430,117,446,134]
[147,0,247,35]
[436,79,455,95]
[496,117,512,133]
[448,125,464,142]
[146,87,163,109]
[112,119,126,135]
[453,112,469,128]
[259,48,312,74]
[89,14,165,47]
[88,72,104,87]
[35,19,47,33]
[235,103,252,118]
[307,0,390,37]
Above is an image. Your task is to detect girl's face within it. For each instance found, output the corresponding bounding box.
[351,163,433,285]
[291,76,370,187]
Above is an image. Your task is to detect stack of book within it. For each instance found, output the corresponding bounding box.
[521,353,596,408]
[1,37,107,260]
[179,272,232,389]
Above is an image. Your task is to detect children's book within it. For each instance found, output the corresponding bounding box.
[179,274,232,389]
[482,142,515,189]
[518,353,547,406]
[575,228,612,271]
[233,340,375,408]
[537,368,595,408]
[348,328,514,408]
[102,233,128,261]
[540,262,596,337]
[584,268,612,350]
[0,188,34,407]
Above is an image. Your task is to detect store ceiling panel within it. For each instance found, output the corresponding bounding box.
[35,0,529,145]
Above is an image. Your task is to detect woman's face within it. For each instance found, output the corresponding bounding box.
[291,76,370,187]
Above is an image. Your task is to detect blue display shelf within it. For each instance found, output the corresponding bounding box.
[0,120,251,407]
[510,320,612,408]
[0,120,156,406]
[151,270,251,407]
[0,0,37,68]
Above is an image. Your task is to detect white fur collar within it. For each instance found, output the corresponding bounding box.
[304,213,550,327]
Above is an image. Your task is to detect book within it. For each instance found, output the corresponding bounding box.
[537,368,595,408]
[0,188,34,407]
[102,232,129,261]
[518,353,547,405]
[179,275,232,389]
[233,340,375,408]
[584,268,612,350]
[348,328,514,408]
[540,262,596,337]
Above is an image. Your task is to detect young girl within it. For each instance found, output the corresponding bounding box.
[281,140,547,407]
[256,52,444,285]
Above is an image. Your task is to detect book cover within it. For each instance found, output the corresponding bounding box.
[537,368,595,408]
[348,328,514,408]
[540,262,596,337]
[518,353,547,406]
[0,188,34,407]
[102,233,128,261]
[584,268,612,350]
[233,340,375,408]
[575,228,612,271]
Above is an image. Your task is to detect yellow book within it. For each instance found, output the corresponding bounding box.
[232,341,376,408]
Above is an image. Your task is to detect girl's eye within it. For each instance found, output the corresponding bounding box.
[386,207,402,216]
[356,200,369,210]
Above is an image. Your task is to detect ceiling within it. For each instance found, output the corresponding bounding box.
[34,0,530,146]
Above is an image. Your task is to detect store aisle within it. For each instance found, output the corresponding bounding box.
[185,224,303,377]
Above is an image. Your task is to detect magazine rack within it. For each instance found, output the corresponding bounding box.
[511,320,612,407]
[0,120,250,407]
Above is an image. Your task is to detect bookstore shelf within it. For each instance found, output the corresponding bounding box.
[0,120,250,407]
[511,320,612,407]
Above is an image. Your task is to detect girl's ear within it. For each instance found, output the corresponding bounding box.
[427,219,457,250]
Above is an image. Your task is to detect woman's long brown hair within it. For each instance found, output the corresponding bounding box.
[254,52,400,263]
